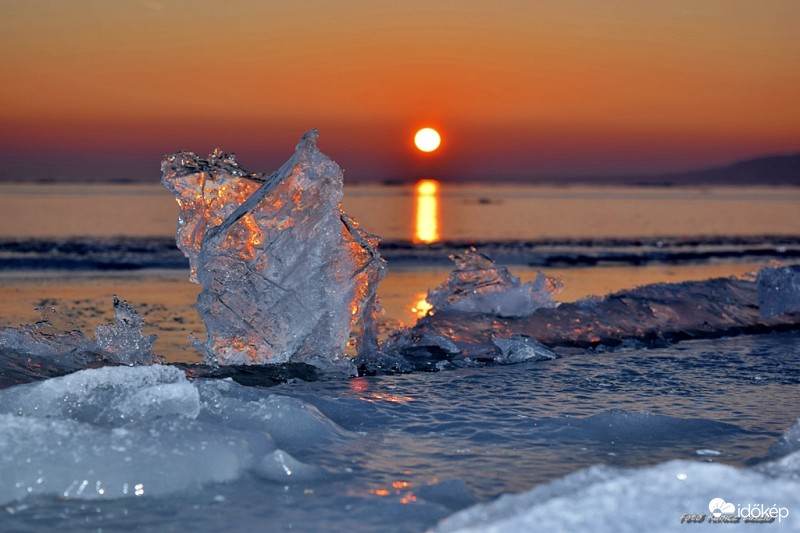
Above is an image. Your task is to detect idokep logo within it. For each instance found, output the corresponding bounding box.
[705,498,790,524]
[681,498,791,525]
[708,498,735,517]
[737,502,790,523]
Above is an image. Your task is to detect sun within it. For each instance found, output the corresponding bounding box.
[414,128,441,153]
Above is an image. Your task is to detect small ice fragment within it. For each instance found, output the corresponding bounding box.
[0,297,161,368]
[93,295,159,365]
[492,334,557,363]
[0,307,94,363]
[695,449,722,456]
[256,449,329,483]
[162,130,385,370]
[757,265,800,318]
[426,248,561,318]
[766,418,800,459]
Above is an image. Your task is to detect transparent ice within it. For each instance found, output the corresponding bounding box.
[383,263,800,371]
[378,250,560,371]
[161,130,385,371]
[0,365,346,504]
[0,295,159,367]
[426,247,561,317]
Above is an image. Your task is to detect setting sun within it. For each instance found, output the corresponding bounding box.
[414,128,441,153]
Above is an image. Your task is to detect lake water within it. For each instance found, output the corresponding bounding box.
[2,182,800,241]
[1,182,798,360]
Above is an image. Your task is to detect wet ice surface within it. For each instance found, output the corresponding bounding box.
[2,332,800,532]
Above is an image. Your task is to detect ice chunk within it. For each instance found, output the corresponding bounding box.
[0,365,198,426]
[375,252,560,371]
[0,296,160,370]
[758,448,800,481]
[492,334,556,363]
[766,417,800,459]
[0,414,261,504]
[696,449,722,456]
[93,295,159,365]
[0,366,350,505]
[758,265,800,318]
[426,248,561,318]
[0,306,95,364]
[435,457,800,532]
[161,130,385,371]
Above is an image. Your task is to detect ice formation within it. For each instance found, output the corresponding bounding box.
[383,265,800,371]
[426,247,561,317]
[0,365,347,504]
[162,130,385,370]
[0,296,159,375]
[376,251,560,371]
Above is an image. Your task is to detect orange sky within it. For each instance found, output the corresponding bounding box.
[1,0,798,181]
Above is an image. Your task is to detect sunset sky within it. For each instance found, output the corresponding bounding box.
[1,0,798,182]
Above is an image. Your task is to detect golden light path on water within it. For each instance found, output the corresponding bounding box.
[410,178,440,318]
[413,179,440,244]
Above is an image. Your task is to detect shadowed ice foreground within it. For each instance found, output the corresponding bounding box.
[2,337,800,532]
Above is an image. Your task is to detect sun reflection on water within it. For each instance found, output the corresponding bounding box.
[413,179,440,244]
[410,292,433,318]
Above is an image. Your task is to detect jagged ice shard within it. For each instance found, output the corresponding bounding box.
[161,130,385,370]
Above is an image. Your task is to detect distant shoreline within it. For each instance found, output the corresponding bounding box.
[2,178,798,187]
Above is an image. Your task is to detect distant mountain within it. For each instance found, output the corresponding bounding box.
[610,152,800,186]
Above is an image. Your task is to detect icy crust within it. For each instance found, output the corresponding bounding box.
[0,296,159,371]
[162,130,385,370]
[436,418,800,533]
[434,455,800,532]
[0,366,347,504]
[380,261,800,371]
